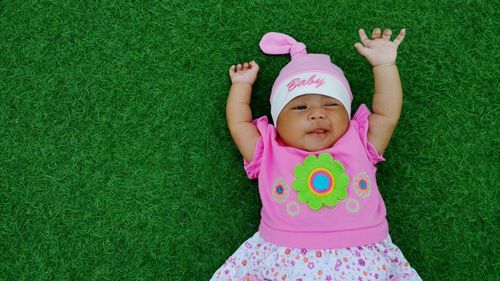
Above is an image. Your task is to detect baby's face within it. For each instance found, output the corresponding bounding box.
[276,94,349,151]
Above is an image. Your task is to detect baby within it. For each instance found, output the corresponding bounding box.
[212,28,422,280]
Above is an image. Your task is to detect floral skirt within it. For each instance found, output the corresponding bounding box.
[211,232,421,281]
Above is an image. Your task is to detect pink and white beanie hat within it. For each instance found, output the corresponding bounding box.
[259,32,354,125]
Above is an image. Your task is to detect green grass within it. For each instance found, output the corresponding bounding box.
[1,0,498,280]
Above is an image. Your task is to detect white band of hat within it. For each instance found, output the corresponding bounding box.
[271,71,352,125]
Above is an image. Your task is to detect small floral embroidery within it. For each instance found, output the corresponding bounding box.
[335,259,342,271]
[293,153,349,211]
[307,262,315,269]
[346,199,360,213]
[272,177,290,203]
[286,201,300,216]
[353,172,371,198]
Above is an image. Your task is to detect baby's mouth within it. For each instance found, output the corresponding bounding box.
[307,128,330,135]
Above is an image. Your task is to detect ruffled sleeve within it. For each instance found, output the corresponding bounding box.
[243,116,270,179]
[351,104,386,165]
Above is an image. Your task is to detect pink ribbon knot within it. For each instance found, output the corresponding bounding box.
[259,32,308,59]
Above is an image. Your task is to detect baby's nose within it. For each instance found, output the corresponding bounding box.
[309,109,325,120]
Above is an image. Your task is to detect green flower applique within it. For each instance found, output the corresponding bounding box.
[292,153,349,211]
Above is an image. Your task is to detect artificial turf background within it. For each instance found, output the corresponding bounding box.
[1,1,498,280]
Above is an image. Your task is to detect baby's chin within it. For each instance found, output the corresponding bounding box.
[300,141,335,152]
[283,138,336,152]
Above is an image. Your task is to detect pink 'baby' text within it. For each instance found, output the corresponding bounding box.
[287,75,325,92]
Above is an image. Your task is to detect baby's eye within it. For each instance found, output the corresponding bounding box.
[326,103,339,107]
[293,105,307,110]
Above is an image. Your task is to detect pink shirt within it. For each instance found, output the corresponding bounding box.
[244,104,389,249]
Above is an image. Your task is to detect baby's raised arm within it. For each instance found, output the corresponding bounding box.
[227,61,261,162]
[354,28,406,155]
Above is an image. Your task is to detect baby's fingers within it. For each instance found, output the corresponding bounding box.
[354,42,369,56]
[229,61,259,77]
[250,60,259,71]
[393,29,406,47]
[358,29,370,46]
[382,29,392,40]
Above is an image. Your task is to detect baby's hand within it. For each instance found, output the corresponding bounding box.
[229,61,259,86]
[354,28,406,67]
